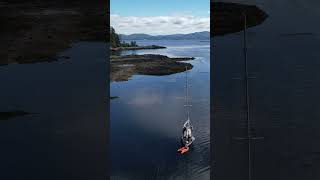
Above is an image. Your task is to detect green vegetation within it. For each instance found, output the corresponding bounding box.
[121,41,138,47]
[110,26,138,48]
[110,27,121,48]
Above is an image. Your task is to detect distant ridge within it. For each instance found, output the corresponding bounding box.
[120,31,210,40]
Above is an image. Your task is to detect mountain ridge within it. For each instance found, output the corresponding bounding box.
[120,31,210,40]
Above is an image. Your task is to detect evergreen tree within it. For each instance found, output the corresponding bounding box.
[130,41,137,47]
[110,26,121,48]
[110,27,139,48]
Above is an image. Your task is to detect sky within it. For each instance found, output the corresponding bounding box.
[110,0,210,35]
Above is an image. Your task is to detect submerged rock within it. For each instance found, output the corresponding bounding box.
[0,111,33,121]
[110,96,119,100]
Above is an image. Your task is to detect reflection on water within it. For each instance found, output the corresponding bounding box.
[0,42,108,180]
[111,40,210,179]
[213,1,320,180]
[211,2,268,36]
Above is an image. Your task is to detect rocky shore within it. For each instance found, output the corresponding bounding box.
[111,54,194,81]
[0,0,107,65]
[0,1,268,65]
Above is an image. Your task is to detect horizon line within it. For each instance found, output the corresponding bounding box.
[119,31,210,36]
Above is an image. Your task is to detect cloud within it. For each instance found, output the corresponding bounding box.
[111,14,210,35]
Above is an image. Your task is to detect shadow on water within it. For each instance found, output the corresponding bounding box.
[213,1,320,180]
[211,2,268,36]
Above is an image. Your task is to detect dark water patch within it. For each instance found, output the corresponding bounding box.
[212,1,320,179]
[0,42,108,180]
[211,2,268,36]
[280,32,317,37]
[0,111,33,121]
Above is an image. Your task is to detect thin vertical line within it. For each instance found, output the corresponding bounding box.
[185,66,190,120]
[243,13,252,180]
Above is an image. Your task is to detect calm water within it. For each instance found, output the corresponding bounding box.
[0,42,108,180]
[213,1,320,180]
[111,40,210,179]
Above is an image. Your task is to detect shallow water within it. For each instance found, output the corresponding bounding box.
[111,40,210,179]
[0,42,108,180]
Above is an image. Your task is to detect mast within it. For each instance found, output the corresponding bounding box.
[185,66,191,121]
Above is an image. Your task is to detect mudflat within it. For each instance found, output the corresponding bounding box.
[111,54,194,81]
[0,0,107,65]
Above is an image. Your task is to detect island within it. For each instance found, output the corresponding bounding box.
[0,1,268,65]
[109,27,195,81]
[111,54,194,82]
[111,45,166,51]
[110,27,166,51]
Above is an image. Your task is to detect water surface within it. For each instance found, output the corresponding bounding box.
[0,42,108,180]
[213,1,320,180]
[111,40,210,179]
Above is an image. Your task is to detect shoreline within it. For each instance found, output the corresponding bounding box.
[0,2,267,65]
[111,45,166,51]
[111,54,194,82]
[0,1,107,65]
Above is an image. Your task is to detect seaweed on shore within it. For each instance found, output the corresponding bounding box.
[111,54,194,82]
[0,0,107,65]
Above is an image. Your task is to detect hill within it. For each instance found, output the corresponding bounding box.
[120,31,210,40]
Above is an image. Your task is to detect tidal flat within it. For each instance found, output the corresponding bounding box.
[0,0,107,65]
[111,54,194,81]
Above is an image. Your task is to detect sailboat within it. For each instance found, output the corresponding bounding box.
[180,67,195,147]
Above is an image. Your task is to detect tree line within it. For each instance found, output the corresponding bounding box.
[110,27,138,48]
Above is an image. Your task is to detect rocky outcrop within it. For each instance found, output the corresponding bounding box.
[111,54,194,81]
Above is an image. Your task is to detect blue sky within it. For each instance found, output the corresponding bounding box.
[111,0,210,35]
[111,0,209,17]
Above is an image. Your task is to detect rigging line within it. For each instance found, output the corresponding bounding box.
[232,13,263,179]
[243,13,252,180]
